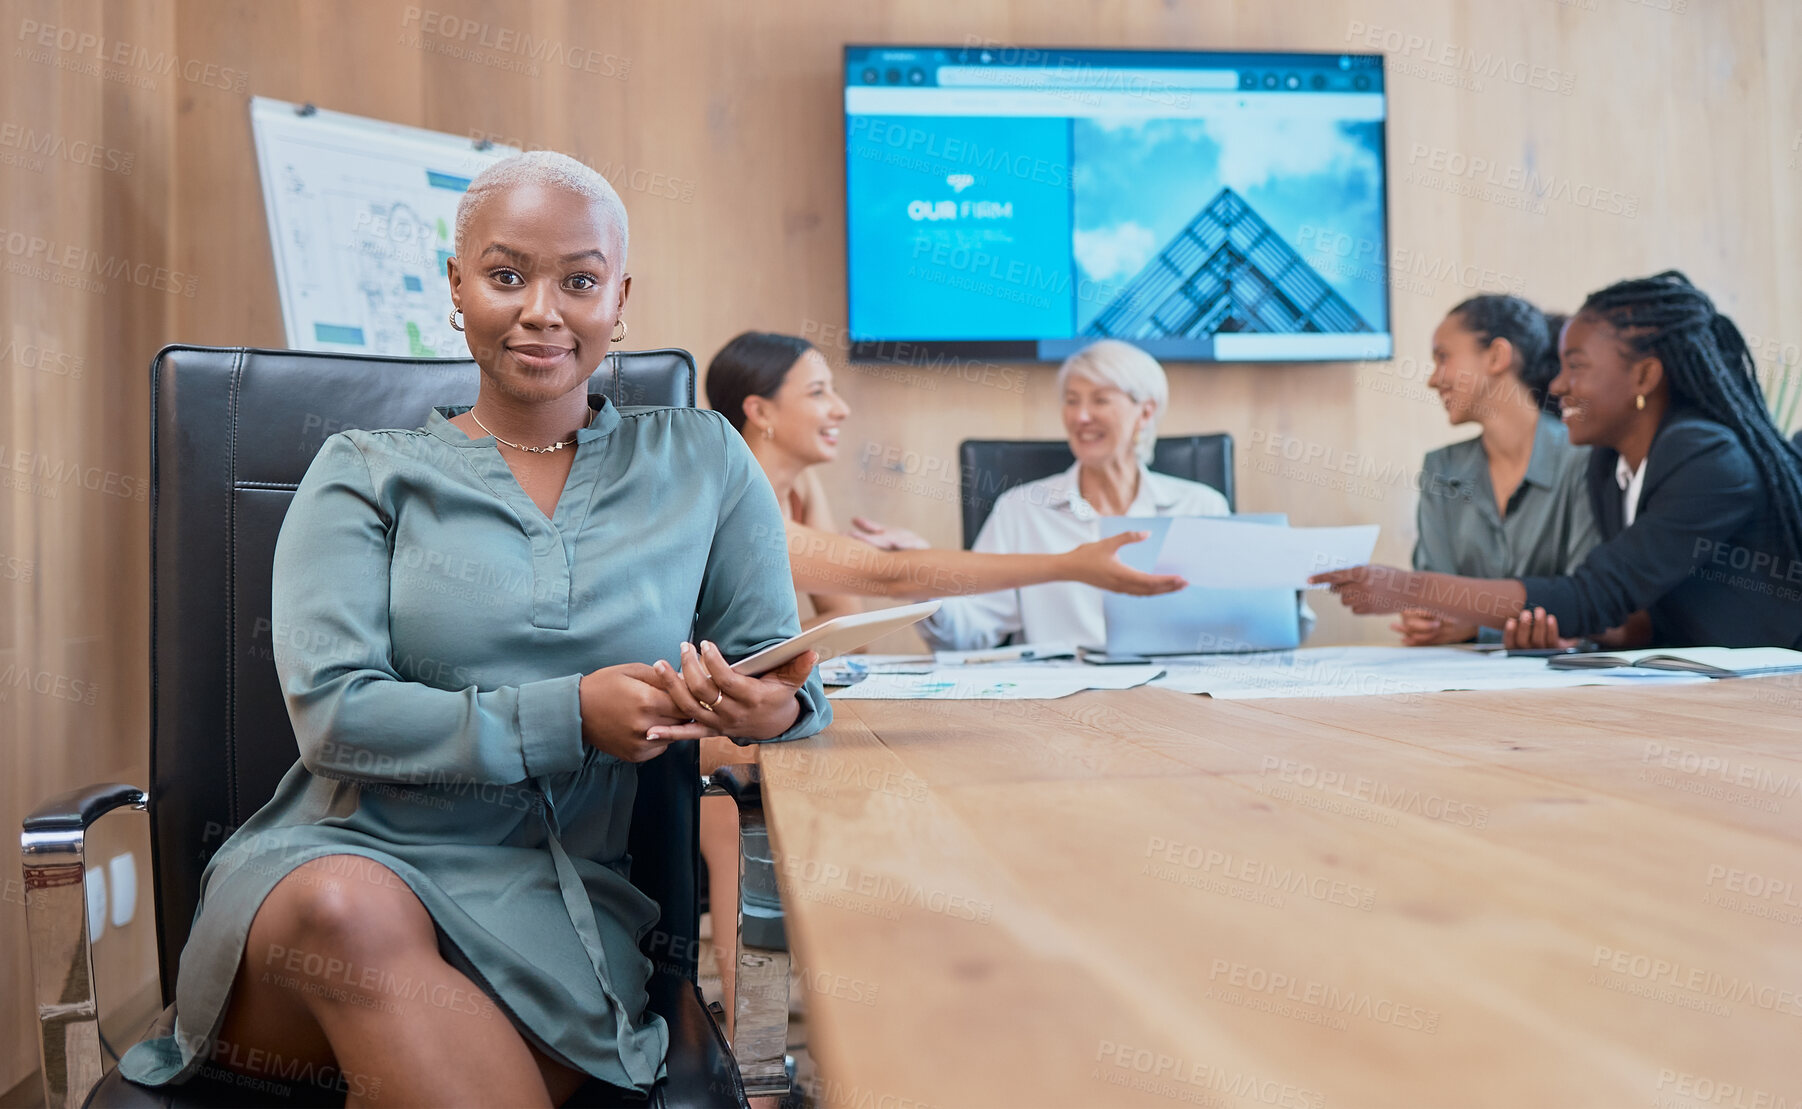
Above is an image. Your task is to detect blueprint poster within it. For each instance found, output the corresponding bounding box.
[250,97,517,356]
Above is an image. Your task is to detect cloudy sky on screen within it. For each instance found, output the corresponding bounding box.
[1072,117,1388,330]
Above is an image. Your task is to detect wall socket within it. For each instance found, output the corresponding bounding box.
[108,851,137,928]
[84,866,107,940]
[83,851,139,939]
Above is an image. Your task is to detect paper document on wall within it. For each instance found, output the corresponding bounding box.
[1150,519,1379,589]
[249,97,517,356]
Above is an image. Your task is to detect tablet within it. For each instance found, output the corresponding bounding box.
[730,600,943,676]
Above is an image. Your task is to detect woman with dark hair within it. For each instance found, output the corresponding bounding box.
[1398,296,1600,645]
[698,330,1186,1031]
[707,331,924,628]
[1314,271,1802,651]
[702,331,1188,617]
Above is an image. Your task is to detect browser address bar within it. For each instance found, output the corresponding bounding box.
[936,65,1239,91]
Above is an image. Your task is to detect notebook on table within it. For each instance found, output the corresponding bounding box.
[1547,646,1802,678]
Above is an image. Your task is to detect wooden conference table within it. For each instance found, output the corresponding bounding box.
[757,678,1802,1109]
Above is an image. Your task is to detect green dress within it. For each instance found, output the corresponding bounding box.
[119,396,830,1095]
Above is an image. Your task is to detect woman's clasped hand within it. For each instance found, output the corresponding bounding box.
[578,644,820,761]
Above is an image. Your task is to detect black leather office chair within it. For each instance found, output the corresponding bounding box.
[957,435,1235,548]
[22,346,789,1109]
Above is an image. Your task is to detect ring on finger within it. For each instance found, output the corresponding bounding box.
[703,689,724,711]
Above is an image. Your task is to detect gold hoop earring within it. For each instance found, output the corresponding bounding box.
[448,308,464,332]
[1635,394,1645,410]
[611,319,628,344]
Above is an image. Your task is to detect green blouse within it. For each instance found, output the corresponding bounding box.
[119,395,829,1095]
[1413,413,1601,578]
[1412,413,1600,643]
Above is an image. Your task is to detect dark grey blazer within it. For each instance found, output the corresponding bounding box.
[1521,407,1802,647]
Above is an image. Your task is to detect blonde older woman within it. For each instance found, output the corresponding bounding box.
[918,339,1235,650]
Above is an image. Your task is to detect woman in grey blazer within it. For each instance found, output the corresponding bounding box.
[1402,296,1600,645]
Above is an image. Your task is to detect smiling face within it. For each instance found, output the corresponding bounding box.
[1062,373,1153,468]
[1548,312,1663,447]
[445,181,630,403]
[1427,312,1511,426]
[750,350,850,465]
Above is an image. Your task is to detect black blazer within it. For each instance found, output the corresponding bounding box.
[1520,407,1802,647]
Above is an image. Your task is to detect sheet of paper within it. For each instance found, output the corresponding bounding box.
[1150,518,1379,590]
[830,663,1164,700]
[1147,646,1710,699]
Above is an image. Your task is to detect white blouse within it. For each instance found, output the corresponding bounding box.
[917,461,1231,651]
[1615,454,1648,527]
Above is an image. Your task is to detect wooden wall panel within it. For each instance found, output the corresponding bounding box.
[2,0,177,1091]
[2,0,1797,1094]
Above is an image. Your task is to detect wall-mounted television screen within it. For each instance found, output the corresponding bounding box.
[843,45,1391,364]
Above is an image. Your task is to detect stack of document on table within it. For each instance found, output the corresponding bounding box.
[829,661,1163,700]
[1147,646,1714,700]
[1547,646,1802,677]
[819,647,1794,701]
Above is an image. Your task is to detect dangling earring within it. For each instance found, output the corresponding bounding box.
[1635,394,1645,411]
[611,319,629,344]
[763,424,774,441]
[448,308,464,332]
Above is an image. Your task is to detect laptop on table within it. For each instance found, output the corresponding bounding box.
[1090,515,1302,661]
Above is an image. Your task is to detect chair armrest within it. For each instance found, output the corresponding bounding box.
[22,782,148,1109]
[25,782,147,839]
[701,764,790,1100]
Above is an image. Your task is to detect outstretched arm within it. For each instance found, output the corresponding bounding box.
[782,521,1188,600]
[1308,565,1651,649]
[1309,566,1527,628]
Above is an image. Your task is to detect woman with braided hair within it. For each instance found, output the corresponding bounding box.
[1312,271,1802,650]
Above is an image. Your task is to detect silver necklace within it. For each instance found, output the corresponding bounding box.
[468,402,596,453]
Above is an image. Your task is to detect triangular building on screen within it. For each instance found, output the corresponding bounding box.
[1084,187,1373,340]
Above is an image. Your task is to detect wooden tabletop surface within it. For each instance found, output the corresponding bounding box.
[758,679,1802,1109]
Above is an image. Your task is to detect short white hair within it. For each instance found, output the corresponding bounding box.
[454,150,629,266]
[1057,339,1168,465]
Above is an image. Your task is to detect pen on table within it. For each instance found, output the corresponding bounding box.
[960,647,1053,664]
